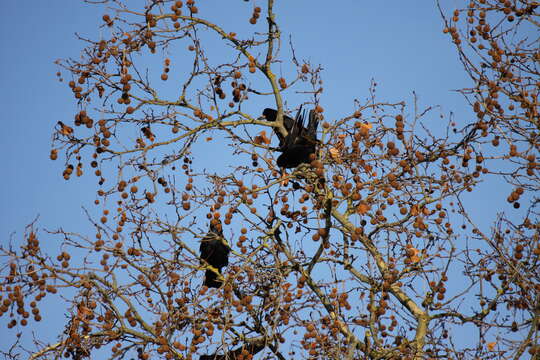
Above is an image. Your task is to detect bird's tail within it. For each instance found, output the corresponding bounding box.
[306,109,319,139]
[203,269,223,288]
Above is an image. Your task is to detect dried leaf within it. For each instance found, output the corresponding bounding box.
[329,147,341,163]
[259,130,270,145]
[58,121,73,136]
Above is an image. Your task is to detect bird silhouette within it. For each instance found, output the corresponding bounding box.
[199,220,230,288]
[263,107,319,169]
[262,108,296,147]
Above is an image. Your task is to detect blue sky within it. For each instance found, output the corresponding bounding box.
[0,0,525,355]
[0,1,472,240]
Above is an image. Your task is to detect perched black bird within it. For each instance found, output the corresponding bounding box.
[263,107,319,169]
[199,220,230,288]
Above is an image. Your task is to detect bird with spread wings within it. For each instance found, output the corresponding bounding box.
[263,106,319,169]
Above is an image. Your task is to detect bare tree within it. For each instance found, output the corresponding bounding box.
[1,1,538,359]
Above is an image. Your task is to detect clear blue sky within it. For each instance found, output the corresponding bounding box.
[0,0,522,354]
[0,1,472,240]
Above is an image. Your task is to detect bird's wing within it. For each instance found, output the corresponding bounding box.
[306,109,319,140]
[282,106,306,150]
[297,109,318,146]
[308,110,317,135]
[282,113,295,133]
[200,233,214,255]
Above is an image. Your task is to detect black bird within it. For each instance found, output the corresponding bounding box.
[199,220,230,288]
[263,107,319,169]
[263,108,305,147]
